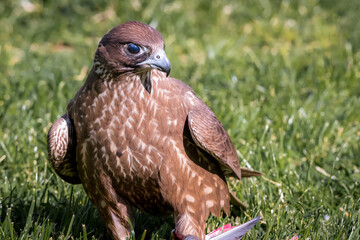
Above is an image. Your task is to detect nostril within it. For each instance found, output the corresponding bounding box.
[156,55,161,59]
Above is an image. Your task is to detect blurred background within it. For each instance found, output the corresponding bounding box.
[0,0,359,239]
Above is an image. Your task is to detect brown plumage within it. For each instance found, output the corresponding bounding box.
[47,21,261,240]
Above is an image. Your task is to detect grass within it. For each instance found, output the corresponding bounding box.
[0,0,359,239]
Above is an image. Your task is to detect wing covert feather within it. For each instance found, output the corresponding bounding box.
[187,105,242,179]
[47,114,81,184]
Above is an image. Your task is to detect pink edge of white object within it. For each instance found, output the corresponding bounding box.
[205,216,260,240]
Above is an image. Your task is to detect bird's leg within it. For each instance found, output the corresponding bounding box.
[92,196,134,240]
[172,229,200,240]
[80,174,134,240]
[77,142,135,239]
[172,211,205,240]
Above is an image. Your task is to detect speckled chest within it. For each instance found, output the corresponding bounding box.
[71,71,187,208]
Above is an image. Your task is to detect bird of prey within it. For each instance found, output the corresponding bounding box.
[47,21,261,240]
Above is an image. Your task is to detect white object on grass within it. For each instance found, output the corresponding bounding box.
[205,216,260,240]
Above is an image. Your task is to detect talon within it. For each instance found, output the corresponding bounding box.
[172,229,184,240]
[172,229,200,240]
[184,236,200,240]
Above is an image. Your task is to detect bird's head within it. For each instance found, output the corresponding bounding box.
[94,21,171,77]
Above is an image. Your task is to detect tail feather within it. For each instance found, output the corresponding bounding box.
[229,191,247,210]
[228,168,262,210]
[240,167,262,178]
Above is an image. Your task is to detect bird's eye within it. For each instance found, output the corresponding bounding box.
[127,43,140,54]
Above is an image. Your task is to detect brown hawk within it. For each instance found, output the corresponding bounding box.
[47,21,261,240]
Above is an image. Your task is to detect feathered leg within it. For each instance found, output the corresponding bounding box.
[91,193,133,240]
[76,137,135,240]
[173,210,204,240]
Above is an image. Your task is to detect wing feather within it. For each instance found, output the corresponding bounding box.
[187,104,242,179]
[47,114,81,184]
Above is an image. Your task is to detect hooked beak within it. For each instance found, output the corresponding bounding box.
[138,49,171,77]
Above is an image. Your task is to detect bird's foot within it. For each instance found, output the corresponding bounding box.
[172,229,200,240]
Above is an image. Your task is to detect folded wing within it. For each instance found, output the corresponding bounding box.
[47,114,80,184]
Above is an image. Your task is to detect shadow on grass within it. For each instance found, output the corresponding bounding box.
[1,186,174,240]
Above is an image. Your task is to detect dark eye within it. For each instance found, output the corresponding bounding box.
[127,43,140,54]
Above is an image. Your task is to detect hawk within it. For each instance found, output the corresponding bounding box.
[47,21,261,240]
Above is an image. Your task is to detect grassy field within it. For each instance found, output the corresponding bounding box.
[1,0,359,239]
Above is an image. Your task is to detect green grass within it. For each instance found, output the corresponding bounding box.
[1,0,359,239]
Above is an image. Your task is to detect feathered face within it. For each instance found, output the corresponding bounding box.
[95,21,171,77]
